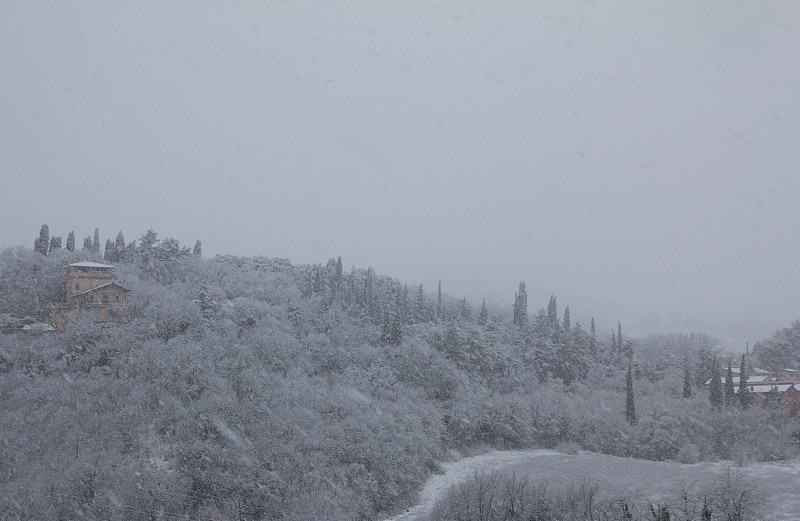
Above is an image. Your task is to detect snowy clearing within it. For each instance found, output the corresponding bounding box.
[384,450,800,521]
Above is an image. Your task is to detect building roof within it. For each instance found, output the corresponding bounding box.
[721,375,771,385]
[22,323,56,332]
[71,282,130,297]
[67,262,114,269]
[734,383,796,394]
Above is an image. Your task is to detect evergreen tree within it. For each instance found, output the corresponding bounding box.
[381,305,402,346]
[104,238,114,261]
[626,360,636,425]
[199,283,218,320]
[115,231,125,250]
[92,228,100,253]
[683,363,692,399]
[114,231,125,260]
[739,353,750,409]
[709,358,723,408]
[512,281,528,327]
[589,317,597,358]
[563,305,571,332]
[547,294,558,327]
[66,231,75,252]
[49,236,61,251]
[34,224,49,255]
[83,235,92,250]
[695,334,719,386]
[611,331,617,354]
[724,361,735,407]
[459,298,471,320]
[193,240,202,257]
[415,284,426,323]
[334,256,343,296]
[478,298,488,326]
[437,280,442,321]
[399,285,410,324]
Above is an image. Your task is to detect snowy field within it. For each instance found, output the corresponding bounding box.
[384,450,800,521]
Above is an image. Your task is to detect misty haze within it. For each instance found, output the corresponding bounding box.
[2,1,800,520]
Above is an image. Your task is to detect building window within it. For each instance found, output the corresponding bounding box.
[102,294,110,304]
[75,283,80,291]
[114,295,120,303]
[88,295,94,303]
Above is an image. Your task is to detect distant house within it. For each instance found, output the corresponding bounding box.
[734,383,800,418]
[709,363,800,418]
[53,262,129,327]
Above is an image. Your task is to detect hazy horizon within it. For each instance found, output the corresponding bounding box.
[3,1,800,350]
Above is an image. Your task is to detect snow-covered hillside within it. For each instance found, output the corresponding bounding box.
[385,450,800,521]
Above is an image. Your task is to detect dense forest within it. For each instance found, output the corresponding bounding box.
[1,227,799,520]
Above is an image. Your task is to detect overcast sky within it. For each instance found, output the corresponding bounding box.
[2,1,800,349]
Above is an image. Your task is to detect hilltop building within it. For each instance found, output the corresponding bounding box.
[53,262,128,327]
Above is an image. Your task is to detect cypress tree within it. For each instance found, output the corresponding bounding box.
[478,298,488,326]
[683,362,692,399]
[366,268,375,320]
[92,228,100,253]
[66,231,75,252]
[115,231,125,250]
[104,238,114,261]
[193,240,202,257]
[611,331,617,354]
[83,236,92,250]
[35,224,49,255]
[589,318,597,357]
[415,284,426,322]
[626,360,636,425]
[563,305,571,332]
[199,283,218,320]
[709,358,723,408]
[49,236,61,251]
[459,298,471,320]
[696,339,715,386]
[547,294,558,327]
[724,361,735,407]
[515,282,528,327]
[114,231,126,260]
[739,353,750,409]
[381,305,402,346]
[335,256,343,294]
[437,280,442,321]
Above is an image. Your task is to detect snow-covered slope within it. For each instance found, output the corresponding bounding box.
[384,450,800,521]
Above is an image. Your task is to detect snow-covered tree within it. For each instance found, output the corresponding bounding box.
[92,227,100,253]
[513,281,528,327]
[739,353,750,409]
[626,360,636,424]
[709,358,723,408]
[478,298,488,326]
[34,224,49,255]
[724,361,735,407]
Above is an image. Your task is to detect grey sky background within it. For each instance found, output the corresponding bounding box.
[2,1,799,349]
